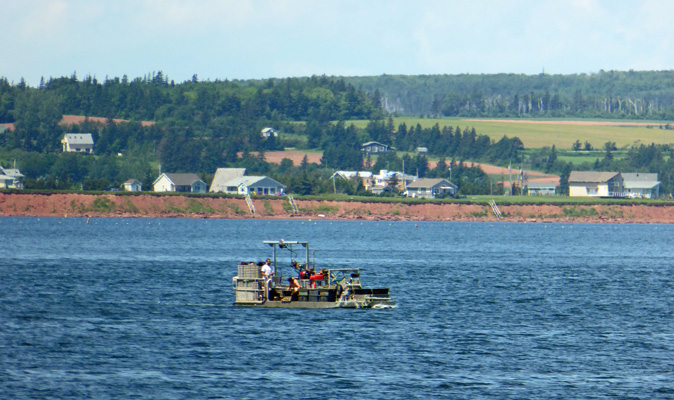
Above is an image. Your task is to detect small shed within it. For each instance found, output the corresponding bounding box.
[527,182,556,196]
[123,179,143,192]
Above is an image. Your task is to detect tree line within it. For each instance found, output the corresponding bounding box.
[346,70,674,119]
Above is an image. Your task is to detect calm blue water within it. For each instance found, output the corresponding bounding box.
[1,217,673,399]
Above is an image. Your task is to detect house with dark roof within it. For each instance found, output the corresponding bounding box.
[568,171,622,197]
[153,173,207,193]
[405,178,457,199]
[621,173,660,198]
[61,133,94,153]
[361,141,389,155]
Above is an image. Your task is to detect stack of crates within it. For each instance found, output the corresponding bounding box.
[235,263,262,302]
[238,263,261,279]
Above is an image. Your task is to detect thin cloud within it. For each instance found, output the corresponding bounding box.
[1,0,673,86]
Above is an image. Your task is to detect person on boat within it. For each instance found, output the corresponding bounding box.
[288,277,301,291]
[260,259,273,278]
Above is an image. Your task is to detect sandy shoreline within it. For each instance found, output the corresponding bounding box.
[1,192,674,224]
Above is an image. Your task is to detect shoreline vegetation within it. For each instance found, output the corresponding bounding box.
[2,192,674,224]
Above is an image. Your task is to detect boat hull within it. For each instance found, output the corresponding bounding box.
[234,295,394,309]
[234,287,392,308]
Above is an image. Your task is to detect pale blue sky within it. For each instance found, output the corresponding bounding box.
[3,0,673,86]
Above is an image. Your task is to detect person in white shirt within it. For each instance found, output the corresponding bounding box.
[261,259,273,278]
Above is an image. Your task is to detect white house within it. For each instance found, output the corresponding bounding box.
[405,178,457,199]
[621,173,660,198]
[61,133,94,153]
[261,127,278,138]
[330,170,373,188]
[370,169,416,193]
[225,176,286,195]
[0,166,24,189]
[568,171,622,197]
[209,168,247,193]
[153,173,207,193]
[209,168,285,195]
[123,179,143,192]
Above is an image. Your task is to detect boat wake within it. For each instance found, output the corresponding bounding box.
[372,303,397,310]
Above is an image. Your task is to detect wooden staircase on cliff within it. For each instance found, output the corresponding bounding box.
[489,199,503,219]
[245,194,256,214]
[287,195,300,214]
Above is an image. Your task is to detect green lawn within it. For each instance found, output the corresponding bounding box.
[349,117,674,150]
[293,192,673,206]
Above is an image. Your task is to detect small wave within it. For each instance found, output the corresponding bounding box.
[373,303,397,309]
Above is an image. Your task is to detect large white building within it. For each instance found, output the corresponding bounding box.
[568,171,660,198]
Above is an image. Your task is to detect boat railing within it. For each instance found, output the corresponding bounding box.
[327,268,360,286]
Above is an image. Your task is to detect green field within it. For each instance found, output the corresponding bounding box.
[350,117,674,150]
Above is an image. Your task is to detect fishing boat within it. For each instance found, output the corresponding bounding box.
[232,240,394,308]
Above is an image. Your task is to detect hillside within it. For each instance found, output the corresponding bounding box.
[2,71,674,197]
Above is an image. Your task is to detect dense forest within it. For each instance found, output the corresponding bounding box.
[0,70,673,196]
[346,70,674,119]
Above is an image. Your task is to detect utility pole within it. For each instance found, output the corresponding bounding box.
[508,161,512,195]
[402,158,406,192]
